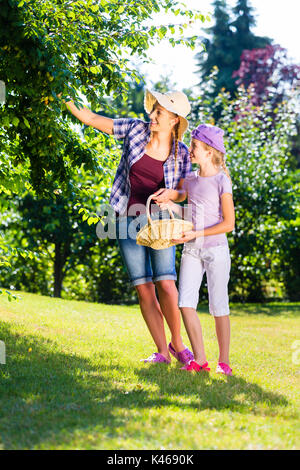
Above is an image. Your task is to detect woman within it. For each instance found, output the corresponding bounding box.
[63,89,193,364]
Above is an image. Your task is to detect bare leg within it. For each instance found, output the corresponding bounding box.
[180,307,207,365]
[214,315,230,365]
[155,280,185,353]
[135,282,170,360]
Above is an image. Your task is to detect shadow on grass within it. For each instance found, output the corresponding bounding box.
[135,365,290,415]
[0,321,291,449]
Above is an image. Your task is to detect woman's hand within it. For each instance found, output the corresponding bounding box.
[57,92,73,104]
[172,230,200,244]
[152,188,177,204]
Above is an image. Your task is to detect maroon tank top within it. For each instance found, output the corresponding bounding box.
[127,154,165,215]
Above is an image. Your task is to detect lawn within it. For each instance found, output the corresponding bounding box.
[0,291,299,450]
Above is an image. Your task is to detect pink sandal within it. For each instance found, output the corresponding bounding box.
[216,362,232,376]
[180,360,210,372]
[141,353,171,364]
[168,343,194,365]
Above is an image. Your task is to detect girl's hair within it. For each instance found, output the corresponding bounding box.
[201,141,231,183]
[173,122,179,176]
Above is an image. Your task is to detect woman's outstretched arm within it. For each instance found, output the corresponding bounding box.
[64,99,114,135]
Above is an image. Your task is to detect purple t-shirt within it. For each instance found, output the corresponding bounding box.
[183,170,232,249]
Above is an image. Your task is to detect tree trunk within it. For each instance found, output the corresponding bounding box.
[53,242,68,298]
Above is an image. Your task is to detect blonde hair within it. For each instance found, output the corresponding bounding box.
[173,122,179,176]
[201,142,231,183]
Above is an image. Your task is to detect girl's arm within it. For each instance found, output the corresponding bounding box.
[64,100,114,135]
[172,193,235,243]
[197,193,235,237]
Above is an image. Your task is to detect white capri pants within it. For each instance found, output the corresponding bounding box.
[178,244,231,316]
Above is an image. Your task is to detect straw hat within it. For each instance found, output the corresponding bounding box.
[144,89,191,141]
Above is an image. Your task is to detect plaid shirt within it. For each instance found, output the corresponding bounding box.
[110,118,192,214]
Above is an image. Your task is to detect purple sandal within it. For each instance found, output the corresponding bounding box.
[168,343,194,365]
[141,352,171,364]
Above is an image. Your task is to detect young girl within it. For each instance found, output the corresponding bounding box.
[156,124,235,375]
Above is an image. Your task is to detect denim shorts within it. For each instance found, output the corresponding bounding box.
[116,212,177,286]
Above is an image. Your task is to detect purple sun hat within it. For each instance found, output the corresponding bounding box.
[191,124,226,154]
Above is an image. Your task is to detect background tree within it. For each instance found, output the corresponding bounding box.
[197,0,235,96]
[233,45,300,107]
[233,44,300,168]
[231,0,269,55]
[18,193,96,298]
[196,0,270,99]
[0,119,123,298]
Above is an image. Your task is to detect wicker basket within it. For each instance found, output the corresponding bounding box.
[136,195,194,250]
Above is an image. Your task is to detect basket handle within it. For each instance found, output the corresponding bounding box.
[146,194,175,225]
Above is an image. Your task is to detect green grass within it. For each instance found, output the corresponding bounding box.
[0,291,299,450]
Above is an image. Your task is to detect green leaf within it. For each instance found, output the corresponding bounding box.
[23,117,30,128]
[2,116,9,127]
[12,117,20,127]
